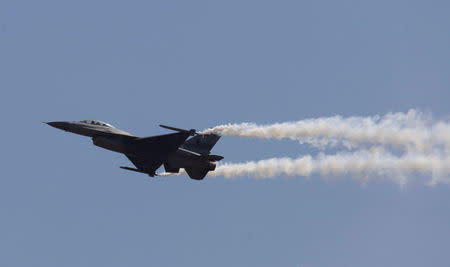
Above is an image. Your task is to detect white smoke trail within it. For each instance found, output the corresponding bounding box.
[201,109,450,153]
[156,172,178,177]
[208,151,450,186]
[157,109,450,185]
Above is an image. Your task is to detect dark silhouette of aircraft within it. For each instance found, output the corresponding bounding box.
[45,120,222,180]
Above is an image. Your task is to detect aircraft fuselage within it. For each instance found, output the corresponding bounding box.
[46,120,222,179]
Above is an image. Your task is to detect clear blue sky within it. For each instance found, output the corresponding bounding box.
[1,1,450,266]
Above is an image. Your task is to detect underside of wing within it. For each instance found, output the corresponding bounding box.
[123,132,191,176]
[125,155,162,176]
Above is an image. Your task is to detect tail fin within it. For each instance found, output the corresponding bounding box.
[181,134,221,155]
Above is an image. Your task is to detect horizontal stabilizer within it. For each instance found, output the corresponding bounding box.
[201,154,224,161]
[181,133,221,155]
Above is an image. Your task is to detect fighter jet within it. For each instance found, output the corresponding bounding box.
[45,120,223,180]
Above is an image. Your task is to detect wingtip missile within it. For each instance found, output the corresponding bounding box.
[159,124,196,136]
[120,166,157,177]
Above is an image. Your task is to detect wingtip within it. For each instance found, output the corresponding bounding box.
[160,124,197,136]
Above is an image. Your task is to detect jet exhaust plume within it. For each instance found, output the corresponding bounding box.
[208,151,450,185]
[197,109,450,185]
[156,172,178,177]
[201,109,450,153]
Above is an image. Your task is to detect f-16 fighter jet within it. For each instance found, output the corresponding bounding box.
[45,120,222,180]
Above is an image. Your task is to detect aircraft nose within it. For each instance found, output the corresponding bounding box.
[45,121,71,131]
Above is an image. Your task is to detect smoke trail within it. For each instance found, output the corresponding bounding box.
[208,151,450,186]
[201,109,450,153]
[167,109,450,185]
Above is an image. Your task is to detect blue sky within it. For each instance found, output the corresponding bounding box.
[1,1,450,266]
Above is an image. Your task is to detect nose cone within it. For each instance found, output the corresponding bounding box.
[45,121,71,131]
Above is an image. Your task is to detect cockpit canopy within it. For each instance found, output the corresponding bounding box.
[79,119,114,128]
